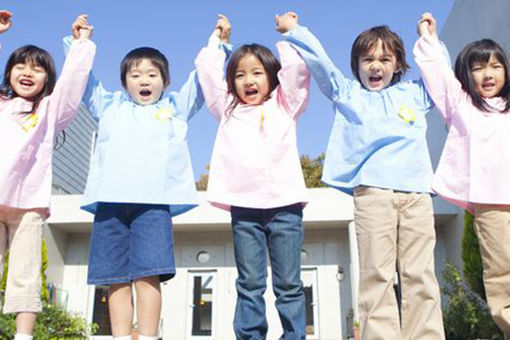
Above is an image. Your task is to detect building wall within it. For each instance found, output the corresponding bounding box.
[52,105,96,194]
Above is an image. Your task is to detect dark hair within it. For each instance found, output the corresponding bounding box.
[225,44,281,114]
[120,47,170,89]
[351,25,409,86]
[454,39,510,112]
[0,45,56,111]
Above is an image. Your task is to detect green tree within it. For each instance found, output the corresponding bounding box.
[195,153,327,191]
[441,211,502,339]
[461,212,485,300]
[300,153,326,188]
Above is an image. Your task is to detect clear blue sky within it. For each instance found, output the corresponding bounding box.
[1,1,454,180]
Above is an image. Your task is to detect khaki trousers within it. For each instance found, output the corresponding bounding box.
[0,210,44,313]
[474,205,510,335]
[354,186,444,340]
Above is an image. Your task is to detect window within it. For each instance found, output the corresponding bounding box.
[92,285,111,335]
[302,268,319,338]
[187,271,216,338]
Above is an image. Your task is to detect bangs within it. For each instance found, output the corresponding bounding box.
[11,46,54,72]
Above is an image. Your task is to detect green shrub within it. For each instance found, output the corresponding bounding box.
[442,263,501,339]
[461,212,485,300]
[0,304,97,339]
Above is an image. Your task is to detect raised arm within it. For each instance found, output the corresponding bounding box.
[51,14,96,131]
[63,16,113,122]
[194,15,232,121]
[279,13,350,103]
[414,12,462,124]
[275,12,310,118]
[172,69,204,122]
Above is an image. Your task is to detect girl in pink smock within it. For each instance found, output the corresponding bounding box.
[0,11,95,340]
[195,14,310,340]
[415,12,510,337]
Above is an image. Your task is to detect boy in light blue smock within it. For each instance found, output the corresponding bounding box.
[278,12,445,340]
[64,16,206,340]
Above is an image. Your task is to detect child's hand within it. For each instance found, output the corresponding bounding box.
[72,14,93,40]
[0,10,13,34]
[275,11,298,33]
[215,14,231,44]
[417,12,437,37]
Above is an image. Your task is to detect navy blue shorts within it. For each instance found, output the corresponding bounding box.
[87,203,176,285]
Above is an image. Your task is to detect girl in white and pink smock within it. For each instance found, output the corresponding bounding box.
[195,14,310,339]
[0,11,95,340]
[415,12,510,337]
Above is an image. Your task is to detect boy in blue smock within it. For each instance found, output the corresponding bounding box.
[277,12,445,340]
[66,16,206,340]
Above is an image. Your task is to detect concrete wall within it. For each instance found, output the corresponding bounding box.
[52,105,97,194]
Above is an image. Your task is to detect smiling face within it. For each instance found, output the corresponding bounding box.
[9,61,47,100]
[234,53,270,105]
[470,53,506,98]
[358,39,400,91]
[125,58,166,105]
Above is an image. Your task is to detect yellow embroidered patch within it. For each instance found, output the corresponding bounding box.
[21,113,38,131]
[260,109,265,130]
[398,105,416,125]
[155,108,173,121]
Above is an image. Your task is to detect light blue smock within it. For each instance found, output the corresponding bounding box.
[64,37,204,216]
[283,26,435,195]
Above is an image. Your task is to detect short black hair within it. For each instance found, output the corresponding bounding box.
[120,47,170,89]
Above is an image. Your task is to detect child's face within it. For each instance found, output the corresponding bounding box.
[125,58,166,105]
[358,39,400,91]
[234,54,270,105]
[470,53,506,98]
[9,61,47,100]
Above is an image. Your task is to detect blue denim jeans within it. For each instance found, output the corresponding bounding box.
[231,203,305,340]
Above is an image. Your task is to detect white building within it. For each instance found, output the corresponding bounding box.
[46,187,459,340]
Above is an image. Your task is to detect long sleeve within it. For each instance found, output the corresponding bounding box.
[62,36,113,121]
[51,36,96,131]
[194,35,229,121]
[283,25,352,103]
[276,41,310,118]
[172,69,204,122]
[414,34,462,124]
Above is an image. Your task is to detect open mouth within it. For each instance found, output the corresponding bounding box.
[482,82,495,89]
[369,75,383,83]
[245,89,258,97]
[139,89,152,97]
[19,79,34,87]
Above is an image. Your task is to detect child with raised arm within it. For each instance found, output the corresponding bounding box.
[195,14,310,340]
[415,12,510,337]
[278,11,445,340]
[70,14,204,340]
[0,11,95,340]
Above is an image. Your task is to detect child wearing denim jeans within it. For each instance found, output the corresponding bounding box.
[195,14,310,340]
[68,16,204,340]
[0,11,95,340]
[280,11,445,340]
